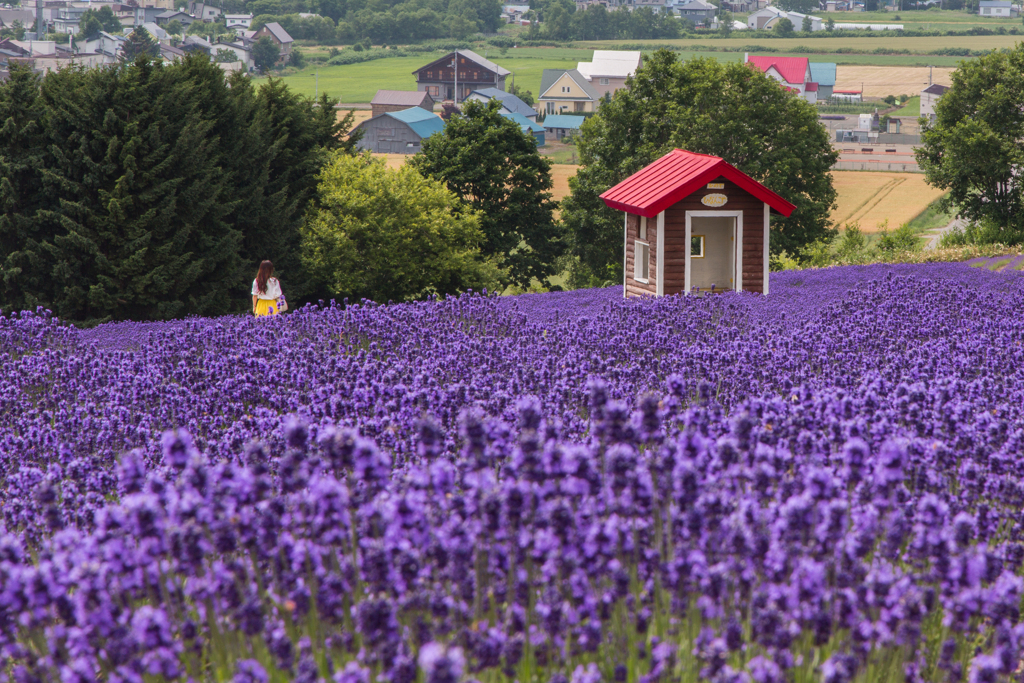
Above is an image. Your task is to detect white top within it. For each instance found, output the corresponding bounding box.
[252,277,282,300]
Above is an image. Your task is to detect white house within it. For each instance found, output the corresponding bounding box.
[920,83,949,120]
[224,13,252,28]
[747,5,823,29]
[978,0,1013,15]
[212,40,252,69]
[745,54,817,104]
[575,50,642,98]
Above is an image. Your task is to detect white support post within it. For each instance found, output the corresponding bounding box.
[735,211,744,293]
[622,213,628,298]
[684,212,692,295]
[763,202,770,296]
[656,211,665,297]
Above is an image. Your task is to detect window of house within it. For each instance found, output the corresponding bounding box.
[639,215,647,240]
[983,6,990,12]
[547,101,555,113]
[562,86,569,92]
[600,78,609,85]
[635,241,650,282]
[691,235,705,258]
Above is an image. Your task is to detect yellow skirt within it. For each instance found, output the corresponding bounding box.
[255,299,279,317]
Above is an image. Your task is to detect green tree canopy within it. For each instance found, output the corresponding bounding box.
[410,99,562,289]
[0,55,358,324]
[560,50,838,286]
[252,35,280,72]
[302,153,503,302]
[773,17,795,35]
[916,46,1024,245]
[165,19,184,35]
[78,6,122,36]
[121,27,159,61]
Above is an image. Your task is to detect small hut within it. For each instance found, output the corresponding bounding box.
[600,149,796,298]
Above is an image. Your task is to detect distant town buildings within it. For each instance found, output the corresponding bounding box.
[920,83,950,121]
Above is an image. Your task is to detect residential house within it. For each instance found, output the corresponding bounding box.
[353,106,444,154]
[465,87,537,121]
[224,13,252,28]
[745,55,817,103]
[920,83,949,120]
[371,89,434,117]
[413,50,510,103]
[575,50,641,98]
[160,43,185,61]
[134,6,165,26]
[187,1,222,21]
[721,0,766,12]
[808,62,836,100]
[501,4,529,22]
[747,6,823,29]
[78,31,124,59]
[542,114,585,140]
[575,0,666,10]
[212,40,251,68]
[538,68,601,114]
[676,0,717,26]
[112,4,135,28]
[182,34,212,53]
[253,21,292,60]
[156,10,195,27]
[52,5,86,34]
[500,111,545,145]
[141,22,170,40]
[979,0,1013,14]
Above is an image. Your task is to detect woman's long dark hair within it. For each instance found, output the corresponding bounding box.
[256,261,274,295]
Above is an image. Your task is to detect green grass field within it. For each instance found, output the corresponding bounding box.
[268,44,970,101]
[891,95,921,116]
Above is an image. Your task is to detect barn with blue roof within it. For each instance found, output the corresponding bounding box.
[808,62,836,101]
[499,111,546,146]
[466,87,538,121]
[353,107,445,154]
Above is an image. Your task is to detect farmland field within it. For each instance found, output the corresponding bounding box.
[835,67,952,97]
[5,263,1024,682]
[270,43,969,101]
[583,33,1024,53]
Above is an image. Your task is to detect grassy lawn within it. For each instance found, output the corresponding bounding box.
[268,47,589,102]
[891,95,921,116]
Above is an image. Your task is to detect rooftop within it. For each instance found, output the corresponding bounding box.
[808,62,837,87]
[577,50,642,80]
[385,106,444,138]
[542,114,586,129]
[469,87,535,117]
[371,89,432,106]
[261,21,293,43]
[746,55,809,85]
[600,149,795,219]
[922,83,950,95]
[540,68,601,100]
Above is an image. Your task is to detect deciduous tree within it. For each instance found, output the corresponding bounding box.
[916,45,1024,245]
[302,153,503,302]
[251,35,280,72]
[560,51,838,286]
[411,99,562,289]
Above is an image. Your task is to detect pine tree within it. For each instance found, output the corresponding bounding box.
[0,63,48,313]
[121,27,159,62]
[40,55,240,323]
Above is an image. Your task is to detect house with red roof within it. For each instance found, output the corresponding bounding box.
[744,54,818,104]
[600,149,795,298]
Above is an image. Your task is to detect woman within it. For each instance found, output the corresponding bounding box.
[251,260,286,316]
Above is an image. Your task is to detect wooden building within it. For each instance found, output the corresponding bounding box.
[412,50,509,103]
[371,90,434,118]
[600,149,795,298]
[352,107,444,155]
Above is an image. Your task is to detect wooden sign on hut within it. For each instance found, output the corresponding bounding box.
[600,149,796,297]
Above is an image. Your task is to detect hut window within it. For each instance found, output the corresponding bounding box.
[691,234,705,258]
[635,241,650,282]
[639,216,647,240]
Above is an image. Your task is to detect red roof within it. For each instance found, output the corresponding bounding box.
[833,89,862,94]
[746,55,809,85]
[599,149,797,219]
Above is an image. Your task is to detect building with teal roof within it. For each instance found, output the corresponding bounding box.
[499,111,545,146]
[353,107,445,155]
[808,62,836,101]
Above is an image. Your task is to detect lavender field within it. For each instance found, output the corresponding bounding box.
[3,263,1024,683]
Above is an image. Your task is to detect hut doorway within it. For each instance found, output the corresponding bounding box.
[688,216,735,292]
[686,211,740,293]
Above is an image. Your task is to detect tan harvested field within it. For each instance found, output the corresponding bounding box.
[370,158,938,231]
[831,171,945,231]
[835,65,954,98]
[589,34,1024,53]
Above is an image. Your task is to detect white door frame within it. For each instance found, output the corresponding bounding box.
[656,211,665,297]
[684,210,743,294]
